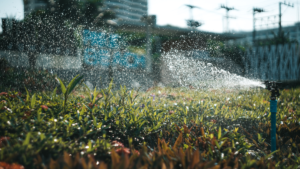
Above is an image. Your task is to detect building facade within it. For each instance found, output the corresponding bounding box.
[104,0,147,22]
[24,0,148,23]
[24,0,48,16]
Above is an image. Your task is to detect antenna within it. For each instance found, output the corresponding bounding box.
[220,4,236,33]
[185,4,202,28]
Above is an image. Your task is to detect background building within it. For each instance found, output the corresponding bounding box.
[24,0,147,23]
[24,0,47,16]
[105,0,147,22]
[231,22,300,46]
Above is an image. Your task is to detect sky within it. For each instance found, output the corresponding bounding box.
[0,0,299,33]
[0,0,24,32]
[148,0,300,33]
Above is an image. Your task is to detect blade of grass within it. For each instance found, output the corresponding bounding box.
[31,93,36,109]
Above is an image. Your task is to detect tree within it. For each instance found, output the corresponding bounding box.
[19,0,116,68]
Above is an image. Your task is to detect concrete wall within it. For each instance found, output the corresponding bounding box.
[0,50,82,69]
[36,53,82,70]
[0,50,154,90]
[0,51,30,68]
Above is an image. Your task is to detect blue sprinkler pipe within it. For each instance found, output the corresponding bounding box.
[270,99,277,152]
[265,81,281,152]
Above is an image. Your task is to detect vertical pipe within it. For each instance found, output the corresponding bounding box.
[146,17,152,73]
[190,8,193,21]
[279,2,282,34]
[270,99,277,152]
[226,10,229,32]
[297,1,300,42]
[297,1,299,22]
[253,9,256,45]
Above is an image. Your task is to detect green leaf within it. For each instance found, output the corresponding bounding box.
[83,103,92,112]
[66,74,84,95]
[80,105,86,115]
[25,87,30,102]
[52,87,57,100]
[57,77,66,94]
[258,133,265,143]
[93,96,103,106]
[92,115,97,127]
[31,93,36,109]
[92,87,97,104]
[97,122,102,129]
[266,150,279,159]
[218,126,222,139]
[40,133,45,140]
[23,132,31,146]
[83,83,92,101]
[37,108,41,122]
[215,140,220,149]
[87,140,92,152]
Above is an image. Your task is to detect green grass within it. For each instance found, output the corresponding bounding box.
[0,75,300,168]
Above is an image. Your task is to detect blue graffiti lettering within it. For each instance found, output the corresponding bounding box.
[83,30,146,69]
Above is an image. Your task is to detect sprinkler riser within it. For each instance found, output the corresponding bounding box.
[270,100,277,152]
[265,81,281,152]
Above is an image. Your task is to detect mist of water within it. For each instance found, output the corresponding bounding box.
[162,50,265,89]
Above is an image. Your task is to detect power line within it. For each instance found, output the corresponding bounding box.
[282,6,291,14]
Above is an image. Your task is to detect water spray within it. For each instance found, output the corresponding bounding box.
[265,81,281,152]
[163,50,266,89]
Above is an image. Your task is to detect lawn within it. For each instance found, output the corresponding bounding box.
[0,74,300,169]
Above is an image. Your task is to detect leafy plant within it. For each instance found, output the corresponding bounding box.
[57,74,84,113]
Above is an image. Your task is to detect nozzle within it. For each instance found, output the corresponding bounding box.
[264,81,281,99]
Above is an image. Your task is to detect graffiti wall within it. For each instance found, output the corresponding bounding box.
[82,30,146,69]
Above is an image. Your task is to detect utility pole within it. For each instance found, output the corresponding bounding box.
[279,2,294,34]
[185,5,202,28]
[253,8,265,45]
[220,4,236,33]
[296,1,300,43]
[186,4,197,21]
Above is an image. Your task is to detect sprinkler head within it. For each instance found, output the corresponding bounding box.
[264,81,282,100]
